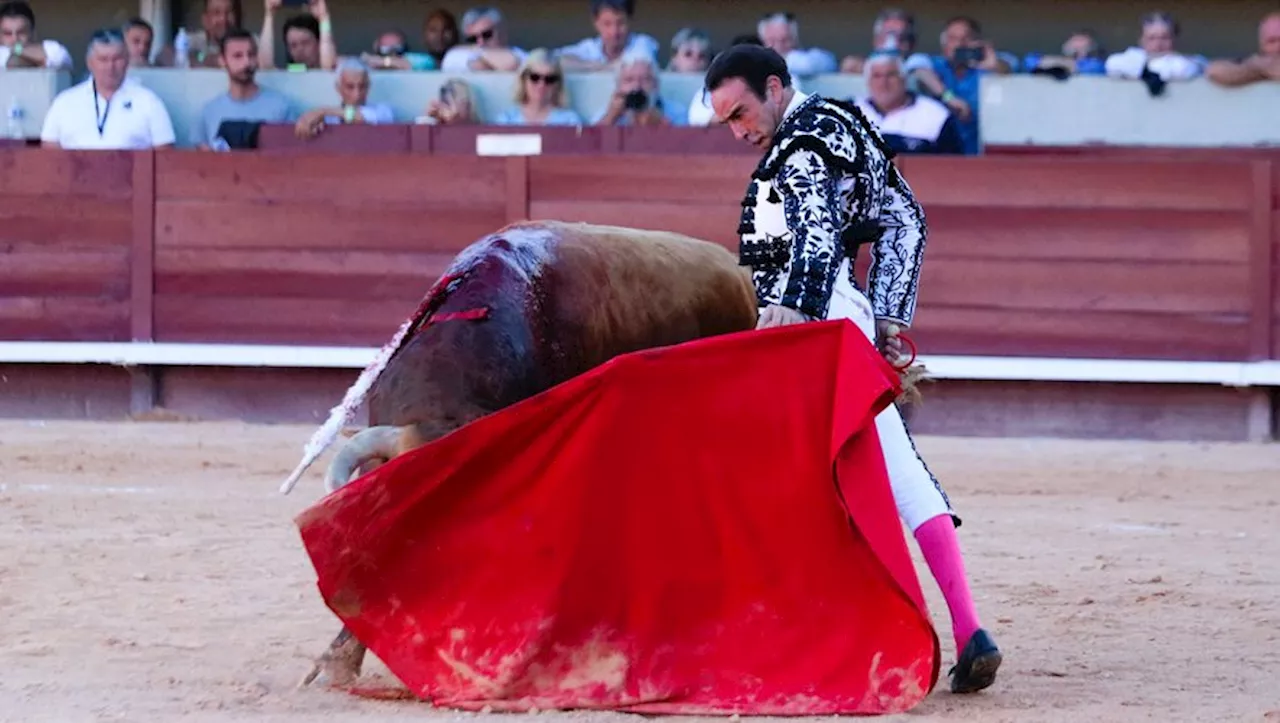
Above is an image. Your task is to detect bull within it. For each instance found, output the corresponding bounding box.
[282,219,760,686]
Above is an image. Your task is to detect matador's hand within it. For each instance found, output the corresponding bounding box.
[757,304,808,329]
[876,319,906,363]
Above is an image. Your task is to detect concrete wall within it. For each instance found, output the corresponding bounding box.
[5,67,1276,150]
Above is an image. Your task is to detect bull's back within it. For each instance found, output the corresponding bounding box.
[518,220,758,372]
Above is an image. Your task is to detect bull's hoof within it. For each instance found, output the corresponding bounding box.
[299,658,362,689]
[298,630,365,689]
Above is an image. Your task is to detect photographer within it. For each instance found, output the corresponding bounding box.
[423,78,480,125]
[595,51,683,127]
[920,16,1012,155]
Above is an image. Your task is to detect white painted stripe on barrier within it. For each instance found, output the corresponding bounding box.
[2,341,1280,387]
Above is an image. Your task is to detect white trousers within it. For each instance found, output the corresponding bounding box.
[824,260,955,532]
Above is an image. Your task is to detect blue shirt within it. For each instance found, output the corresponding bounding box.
[929,56,984,155]
[493,106,585,126]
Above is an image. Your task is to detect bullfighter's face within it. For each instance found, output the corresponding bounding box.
[709,74,788,150]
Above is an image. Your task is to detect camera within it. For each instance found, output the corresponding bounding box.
[623,89,649,111]
[953,45,985,66]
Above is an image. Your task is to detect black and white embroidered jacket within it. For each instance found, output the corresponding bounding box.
[737,92,928,325]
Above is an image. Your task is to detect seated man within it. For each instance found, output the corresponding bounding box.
[122,17,155,67]
[1105,12,1205,83]
[594,50,683,126]
[557,0,658,71]
[0,0,72,70]
[854,52,962,155]
[1207,11,1280,87]
[757,11,836,78]
[40,29,174,149]
[439,6,525,72]
[193,28,294,149]
[294,58,394,138]
[1022,30,1108,77]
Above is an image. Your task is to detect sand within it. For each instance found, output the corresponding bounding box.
[2,420,1278,722]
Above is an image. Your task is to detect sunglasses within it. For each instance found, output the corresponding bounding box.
[465,27,495,43]
[527,72,560,84]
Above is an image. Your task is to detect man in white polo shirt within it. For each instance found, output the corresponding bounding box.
[40,28,175,150]
[854,51,963,155]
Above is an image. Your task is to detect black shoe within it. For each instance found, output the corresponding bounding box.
[948,628,1002,694]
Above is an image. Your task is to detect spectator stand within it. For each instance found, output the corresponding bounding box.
[7,68,1280,151]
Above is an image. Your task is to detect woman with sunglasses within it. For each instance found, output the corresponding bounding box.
[494,49,583,126]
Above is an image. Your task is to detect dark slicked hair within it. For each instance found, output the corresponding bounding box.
[124,16,153,35]
[0,1,36,27]
[704,43,791,100]
[220,26,256,54]
[591,0,633,17]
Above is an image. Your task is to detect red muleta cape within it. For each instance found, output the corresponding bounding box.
[295,319,941,715]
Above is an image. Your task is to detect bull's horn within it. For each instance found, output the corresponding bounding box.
[323,425,404,493]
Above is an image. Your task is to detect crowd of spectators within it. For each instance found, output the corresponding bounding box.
[2,0,1278,155]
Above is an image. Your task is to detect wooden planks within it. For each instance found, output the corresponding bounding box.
[0,149,134,341]
[152,153,506,344]
[154,249,454,299]
[0,149,134,198]
[154,151,507,204]
[0,147,1275,364]
[529,155,756,205]
[900,155,1258,359]
[921,207,1251,264]
[1271,162,1280,359]
[908,307,1250,361]
[528,200,741,250]
[154,296,423,345]
[256,123,412,153]
[904,157,1254,211]
[527,154,754,249]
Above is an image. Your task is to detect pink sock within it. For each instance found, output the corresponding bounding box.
[913,515,982,655]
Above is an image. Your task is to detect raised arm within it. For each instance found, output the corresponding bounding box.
[258,0,280,68]
[311,0,337,70]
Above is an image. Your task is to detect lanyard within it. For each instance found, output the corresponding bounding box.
[92,80,111,137]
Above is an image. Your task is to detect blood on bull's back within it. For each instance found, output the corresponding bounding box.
[339,220,758,492]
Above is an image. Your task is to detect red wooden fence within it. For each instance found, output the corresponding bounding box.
[1,144,1276,363]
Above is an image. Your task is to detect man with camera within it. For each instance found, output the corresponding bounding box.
[927,16,1012,155]
[595,50,682,126]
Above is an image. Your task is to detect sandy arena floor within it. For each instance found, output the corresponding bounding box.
[1,420,1278,722]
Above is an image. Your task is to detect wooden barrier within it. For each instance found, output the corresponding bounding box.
[1,144,1277,439]
[2,147,1276,358]
[251,124,761,156]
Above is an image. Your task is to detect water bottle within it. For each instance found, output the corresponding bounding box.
[880,31,899,52]
[174,28,190,68]
[5,97,23,140]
